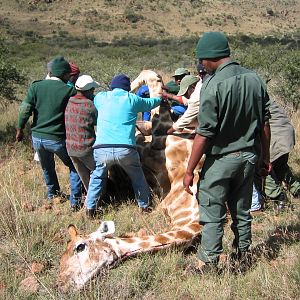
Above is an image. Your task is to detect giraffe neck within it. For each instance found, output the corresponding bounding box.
[93,173,201,262]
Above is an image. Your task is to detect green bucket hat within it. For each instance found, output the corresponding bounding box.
[172,68,190,77]
[51,56,71,77]
[177,75,199,96]
[196,32,230,60]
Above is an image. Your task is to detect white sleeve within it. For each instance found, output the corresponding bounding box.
[173,81,202,130]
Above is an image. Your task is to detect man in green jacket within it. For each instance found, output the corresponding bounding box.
[183,32,271,272]
[166,68,190,120]
[16,56,82,211]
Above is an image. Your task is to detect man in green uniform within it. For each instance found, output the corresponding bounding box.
[183,32,271,272]
[16,56,82,211]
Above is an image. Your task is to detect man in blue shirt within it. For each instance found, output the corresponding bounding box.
[86,74,162,218]
[136,85,151,121]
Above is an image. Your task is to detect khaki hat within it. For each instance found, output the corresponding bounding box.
[172,68,190,77]
[75,75,100,91]
[177,75,199,96]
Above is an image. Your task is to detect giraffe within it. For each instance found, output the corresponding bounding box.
[57,71,203,292]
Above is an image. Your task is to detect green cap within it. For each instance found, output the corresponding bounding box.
[177,75,199,96]
[51,56,71,77]
[196,32,230,60]
[172,68,190,77]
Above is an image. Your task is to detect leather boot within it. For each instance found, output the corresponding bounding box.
[86,209,97,219]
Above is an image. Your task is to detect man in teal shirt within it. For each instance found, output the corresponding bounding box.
[183,32,271,272]
[86,74,162,218]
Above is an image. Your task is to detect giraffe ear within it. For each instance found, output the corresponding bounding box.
[98,221,115,237]
[68,224,78,240]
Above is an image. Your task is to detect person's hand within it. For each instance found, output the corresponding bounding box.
[259,160,272,177]
[162,85,169,91]
[167,126,176,135]
[183,172,194,195]
[16,129,24,142]
[162,91,171,100]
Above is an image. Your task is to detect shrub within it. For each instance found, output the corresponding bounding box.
[124,8,144,23]
[0,40,24,103]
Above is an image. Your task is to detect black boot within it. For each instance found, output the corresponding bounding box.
[86,209,97,219]
[274,193,288,212]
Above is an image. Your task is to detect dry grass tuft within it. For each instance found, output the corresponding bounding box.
[0,109,299,299]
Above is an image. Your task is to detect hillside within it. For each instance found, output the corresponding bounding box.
[1,0,299,42]
[0,1,299,299]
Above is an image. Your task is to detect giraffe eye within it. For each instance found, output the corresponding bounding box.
[75,243,86,253]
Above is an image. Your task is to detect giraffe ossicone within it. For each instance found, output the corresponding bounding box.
[57,70,203,292]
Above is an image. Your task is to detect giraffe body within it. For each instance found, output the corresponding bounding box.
[58,71,203,291]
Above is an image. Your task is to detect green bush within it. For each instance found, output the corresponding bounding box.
[0,40,24,103]
[124,8,144,23]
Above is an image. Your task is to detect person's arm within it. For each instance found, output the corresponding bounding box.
[163,92,186,105]
[259,121,272,176]
[183,134,210,194]
[170,95,200,133]
[134,94,162,112]
[16,85,35,142]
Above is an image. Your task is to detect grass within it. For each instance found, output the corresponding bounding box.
[0,100,299,300]
[0,8,299,298]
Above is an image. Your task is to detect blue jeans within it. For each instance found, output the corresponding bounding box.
[32,136,82,206]
[251,183,262,211]
[86,147,150,209]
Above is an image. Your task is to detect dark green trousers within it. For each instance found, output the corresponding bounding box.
[265,154,300,199]
[197,150,257,263]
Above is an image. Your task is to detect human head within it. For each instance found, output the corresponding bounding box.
[196,32,231,73]
[47,59,53,74]
[110,74,131,91]
[177,75,199,99]
[196,63,207,81]
[69,62,81,84]
[172,68,190,85]
[51,56,71,82]
[75,75,100,100]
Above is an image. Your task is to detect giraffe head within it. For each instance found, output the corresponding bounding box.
[57,222,118,292]
[130,70,163,98]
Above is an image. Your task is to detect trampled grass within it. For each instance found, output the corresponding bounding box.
[0,105,299,299]
[0,8,299,297]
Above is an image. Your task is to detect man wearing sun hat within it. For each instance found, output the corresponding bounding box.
[16,56,82,211]
[166,64,208,134]
[165,67,190,120]
[65,75,99,194]
[183,32,272,273]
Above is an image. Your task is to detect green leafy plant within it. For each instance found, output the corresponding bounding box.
[0,39,24,103]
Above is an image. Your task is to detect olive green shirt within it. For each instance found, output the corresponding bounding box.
[166,80,180,95]
[196,60,270,156]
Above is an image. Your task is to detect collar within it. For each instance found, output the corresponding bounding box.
[72,94,88,100]
[214,60,239,74]
[112,88,129,92]
[48,76,62,82]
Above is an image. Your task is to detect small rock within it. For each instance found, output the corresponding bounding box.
[15,267,27,277]
[0,281,7,296]
[19,276,39,293]
[22,202,35,212]
[31,262,45,274]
